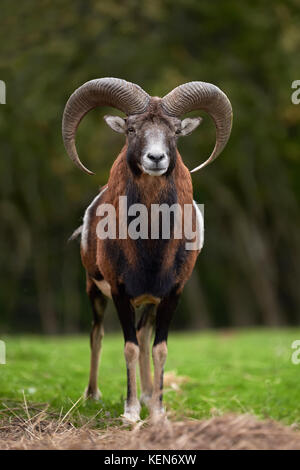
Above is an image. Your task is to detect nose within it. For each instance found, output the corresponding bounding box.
[147,153,165,162]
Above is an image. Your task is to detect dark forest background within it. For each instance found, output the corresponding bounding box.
[0,0,300,334]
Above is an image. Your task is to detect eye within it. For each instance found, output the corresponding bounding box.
[175,128,181,135]
[127,127,135,134]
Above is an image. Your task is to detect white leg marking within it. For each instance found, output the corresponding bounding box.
[150,342,168,419]
[93,279,112,299]
[85,291,106,401]
[122,342,141,423]
[137,306,156,406]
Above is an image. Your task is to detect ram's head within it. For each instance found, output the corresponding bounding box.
[62,78,232,176]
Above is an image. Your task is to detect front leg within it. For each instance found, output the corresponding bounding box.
[112,286,140,423]
[137,304,156,406]
[150,288,180,419]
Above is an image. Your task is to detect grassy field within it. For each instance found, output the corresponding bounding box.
[1,328,300,427]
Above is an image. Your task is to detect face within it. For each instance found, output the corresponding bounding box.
[104,110,202,177]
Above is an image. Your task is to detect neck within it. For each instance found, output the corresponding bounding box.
[108,145,194,207]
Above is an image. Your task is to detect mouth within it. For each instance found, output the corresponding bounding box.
[140,154,169,176]
[141,165,168,176]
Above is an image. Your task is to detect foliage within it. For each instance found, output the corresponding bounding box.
[0,0,300,332]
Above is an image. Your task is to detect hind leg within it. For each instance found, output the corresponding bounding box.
[85,277,107,400]
[150,289,180,419]
[136,304,156,406]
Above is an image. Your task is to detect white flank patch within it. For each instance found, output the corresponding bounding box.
[81,186,108,252]
[193,200,204,250]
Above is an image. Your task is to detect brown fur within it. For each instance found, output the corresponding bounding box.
[78,100,203,421]
[81,145,199,298]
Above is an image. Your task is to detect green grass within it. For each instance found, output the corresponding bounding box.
[1,328,300,426]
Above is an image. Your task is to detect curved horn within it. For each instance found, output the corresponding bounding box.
[161,81,232,173]
[62,78,150,174]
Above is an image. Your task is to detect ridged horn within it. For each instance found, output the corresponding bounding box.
[62,77,150,174]
[161,81,232,173]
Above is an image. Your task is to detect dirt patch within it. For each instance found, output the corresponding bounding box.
[1,409,300,450]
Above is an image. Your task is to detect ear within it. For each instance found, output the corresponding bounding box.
[104,115,126,134]
[180,117,203,136]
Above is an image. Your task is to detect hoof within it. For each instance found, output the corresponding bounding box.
[122,401,141,424]
[121,412,141,424]
[84,387,102,401]
[149,406,166,423]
